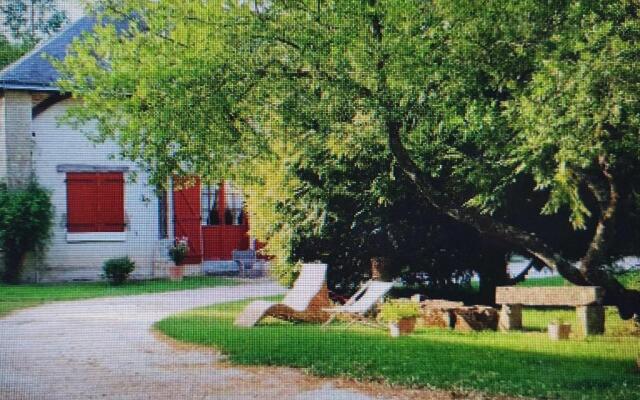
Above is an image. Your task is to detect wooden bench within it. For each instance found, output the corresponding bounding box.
[495,286,605,335]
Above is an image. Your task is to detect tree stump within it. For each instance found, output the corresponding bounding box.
[371,257,391,281]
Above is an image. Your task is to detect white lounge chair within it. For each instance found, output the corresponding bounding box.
[234,263,332,327]
[322,280,394,327]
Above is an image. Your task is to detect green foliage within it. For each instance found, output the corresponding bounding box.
[1,0,67,43]
[0,276,238,318]
[57,1,640,290]
[378,299,420,323]
[618,270,640,292]
[0,182,53,284]
[102,256,136,285]
[0,35,31,70]
[156,299,640,400]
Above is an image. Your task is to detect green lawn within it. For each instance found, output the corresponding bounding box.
[157,296,640,400]
[0,276,237,318]
[517,275,569,287]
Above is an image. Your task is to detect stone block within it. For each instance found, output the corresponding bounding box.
[452,306,499,331]
[499,304,522,331]
[422,308,452,328]
[496,286,603,306]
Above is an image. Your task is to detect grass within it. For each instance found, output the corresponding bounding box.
[517,270,639,289]
[0,276,237,318]
[157,300,639,400]
[156,274,640,400]
[517,275,569,287]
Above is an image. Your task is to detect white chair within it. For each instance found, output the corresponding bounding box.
[322,280,394,327]
[234,263,332,327]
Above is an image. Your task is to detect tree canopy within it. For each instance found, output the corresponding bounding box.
[57,0,640,318]
[0,0,69,70]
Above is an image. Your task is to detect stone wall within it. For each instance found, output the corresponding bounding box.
[0,91,34,187]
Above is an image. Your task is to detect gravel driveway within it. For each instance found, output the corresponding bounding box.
[0,281,511,400]
[0,281,443,400]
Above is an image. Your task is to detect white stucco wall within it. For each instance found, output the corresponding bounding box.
[29,98,172,281]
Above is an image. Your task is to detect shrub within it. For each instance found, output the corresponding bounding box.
[168,237,189,266]
[103,257,136,285]
[378,299,420,323]
[0,182,53,284]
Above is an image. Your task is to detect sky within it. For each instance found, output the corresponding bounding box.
[58,0,86,22]
[0,0,86,39]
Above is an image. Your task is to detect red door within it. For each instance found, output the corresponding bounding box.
[201,180,251,260]
[173,177,202,264]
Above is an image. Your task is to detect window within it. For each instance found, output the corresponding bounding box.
[201,184,220,225]
[66,172,125,233]
[225,182,245,225]
[158,190,168,239]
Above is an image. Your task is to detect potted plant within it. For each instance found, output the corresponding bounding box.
[378,299,421,337]
[168,237,189,281]
[548,318,572,340]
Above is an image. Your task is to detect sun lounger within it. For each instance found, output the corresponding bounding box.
[322,280,394,327]
[234,263,332,327]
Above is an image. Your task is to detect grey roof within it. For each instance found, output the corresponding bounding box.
[0,16,97,92]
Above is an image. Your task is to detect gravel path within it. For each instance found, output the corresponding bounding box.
[0,281,511,400]
[0,281,448,400]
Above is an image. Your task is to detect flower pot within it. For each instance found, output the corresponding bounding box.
[168,265,184,282]
[389,317,417,337]
[548,323,571,340]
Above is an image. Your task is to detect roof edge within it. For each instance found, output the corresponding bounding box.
[0,84,60,92]
[0,16,91,79]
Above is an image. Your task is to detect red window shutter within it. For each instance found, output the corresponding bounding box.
[67,172,125,233]
[97,173,125,232]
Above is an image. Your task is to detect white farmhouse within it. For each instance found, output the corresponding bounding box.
[0,17,258,282]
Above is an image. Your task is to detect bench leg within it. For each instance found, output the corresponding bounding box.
[577,305,605,335]
[499,304,522,331]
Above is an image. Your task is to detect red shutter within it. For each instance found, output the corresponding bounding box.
[67,172,125,233]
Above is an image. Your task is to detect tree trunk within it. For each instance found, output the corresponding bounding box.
[477,247,511,305]
[371,256,392,281]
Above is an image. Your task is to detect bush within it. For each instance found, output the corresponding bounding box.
[378,299,421,323]
[0,182,53,284]
[103,257,136,285]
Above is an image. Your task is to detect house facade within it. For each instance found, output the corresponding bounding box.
[0,17,255,282]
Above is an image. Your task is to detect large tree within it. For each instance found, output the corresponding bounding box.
[57,0,640,318]
[243,121,514,300]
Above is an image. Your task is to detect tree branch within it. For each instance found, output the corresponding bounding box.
[388,125,640,318]
[580,156,619,277]
[507,259,536,285]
